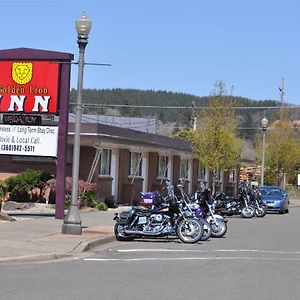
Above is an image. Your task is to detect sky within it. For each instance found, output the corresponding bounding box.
[2,0,300,104]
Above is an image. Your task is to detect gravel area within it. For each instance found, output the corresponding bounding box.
[2,203,56,214]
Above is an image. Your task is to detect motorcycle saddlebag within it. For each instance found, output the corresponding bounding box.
[118,211,133,225]
[138,191,161,207]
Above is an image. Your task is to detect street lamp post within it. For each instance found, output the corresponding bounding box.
[261,117,268,186]
[62,12,92,235]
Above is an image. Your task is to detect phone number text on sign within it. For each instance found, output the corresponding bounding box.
[0,125,58,157]
[1,144,35,152]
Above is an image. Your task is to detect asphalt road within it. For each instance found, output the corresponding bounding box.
[1,208,300,300]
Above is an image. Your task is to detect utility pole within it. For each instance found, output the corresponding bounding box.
[279,77,285,105]
[191,101,197,130]
[278,77,285,121]
[279,77,286,188]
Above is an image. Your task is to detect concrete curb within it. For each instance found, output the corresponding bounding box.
[71,234,116,253]
[0,234,116,264]
[0,253,71,264]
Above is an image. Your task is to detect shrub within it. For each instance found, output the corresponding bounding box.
[5,170,52,202]
[0,180,7,211]
[46,177,97,208]
[0,180,6,199]
[95,202,108,211]
[80,189,97,207]
[105,197,118,208]
[5,170,52,192]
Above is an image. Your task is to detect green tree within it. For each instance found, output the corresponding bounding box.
[175,81,242,193]
[257,112,300,186]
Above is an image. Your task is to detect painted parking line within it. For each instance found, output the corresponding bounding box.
[84,256,300,262]
[84,248,300,262]
[115,248,300,255]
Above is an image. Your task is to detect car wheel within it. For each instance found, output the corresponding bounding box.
[285,209,289,214]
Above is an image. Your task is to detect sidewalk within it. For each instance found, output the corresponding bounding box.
[0,206,126,264]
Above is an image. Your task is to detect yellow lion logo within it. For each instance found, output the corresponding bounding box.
[12,62,33,85]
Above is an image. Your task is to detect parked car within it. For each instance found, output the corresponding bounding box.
[259,185,289,214]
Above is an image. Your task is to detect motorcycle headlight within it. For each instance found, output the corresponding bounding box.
[190,203,200,210]
[195,208,204,218]
[184,211,193,217]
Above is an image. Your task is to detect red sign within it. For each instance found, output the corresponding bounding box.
[0,61,59,113]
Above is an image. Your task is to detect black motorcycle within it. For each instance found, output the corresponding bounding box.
[175,179,212,241]
[214,184,255,218]
[190,188,228,238]
[248,185,267,217]
[114,182,204,244]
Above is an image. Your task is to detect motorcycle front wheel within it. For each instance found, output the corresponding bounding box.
[210,219,227,238]
[114,223,134,241]
[199,219,212,241]
[255,207,267,217]
[241,206,255,218]
[176,218,203,243]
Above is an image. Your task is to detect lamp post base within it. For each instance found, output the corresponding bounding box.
[62,222,82,235]
[61,204,82,235]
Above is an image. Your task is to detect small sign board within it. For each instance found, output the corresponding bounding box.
[3,114,42,125]
[0,124,58,157]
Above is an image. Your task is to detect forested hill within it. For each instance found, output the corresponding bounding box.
[69,88,297,139]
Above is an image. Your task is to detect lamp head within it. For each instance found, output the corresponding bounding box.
[261,117,268,129]
[75,12,92,38]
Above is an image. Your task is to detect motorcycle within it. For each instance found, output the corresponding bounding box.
[175,179,212,241]
[214,184,255,218]
[191,188,228,238]
[113,181,204,244]
[248,185,267,217]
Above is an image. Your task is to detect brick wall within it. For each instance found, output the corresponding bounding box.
[78,146,94,180]
[0,155,57,179]
[147,152,158,191]
[97,177,113,201]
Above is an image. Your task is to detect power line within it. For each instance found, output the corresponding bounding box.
[70,102,300,110]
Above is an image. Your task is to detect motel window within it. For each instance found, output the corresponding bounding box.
[99,149,112,176]
[158,155,168,178]
[180,159,189,180]
[129,152,142,176]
